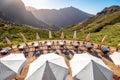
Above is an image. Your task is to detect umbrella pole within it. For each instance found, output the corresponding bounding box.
[9,45,15,53]
[37,40,40,50]
[25,43,29,48]
[64,57,74,80]
[25,43,30,52]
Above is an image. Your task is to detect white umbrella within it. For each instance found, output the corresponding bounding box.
[36,32,40,40]
[86,32,90,42]
[110,52,120,66]
[49,31,52,38]
[20,33,27,43]
[5,37,12,45]
[5,37,14,51]
[70,53,113,80]
[101,35,107,45]
[61,32,65,40]
[0,54,26,80]
[73,31,77,39]
[25,53,68,80]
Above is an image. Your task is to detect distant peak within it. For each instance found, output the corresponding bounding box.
[26,6,38,11]
[60,6,77,9]
[68,6,75,8]
[97,5,120,15]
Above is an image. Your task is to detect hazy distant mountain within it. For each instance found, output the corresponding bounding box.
[27,6,93,28]
[0,0,55,30]
[26,6,37,12]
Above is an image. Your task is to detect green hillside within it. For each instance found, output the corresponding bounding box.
[61,6,120,47]
[0,19,59,48]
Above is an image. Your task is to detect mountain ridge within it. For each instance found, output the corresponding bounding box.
[97,5,120,15]
[27,6,93,28]
[0,0,56,30]
[61,5,120,47]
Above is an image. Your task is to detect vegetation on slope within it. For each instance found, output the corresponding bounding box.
[1,5,120,48]
[61,6,120,47]
[0,19,60,48]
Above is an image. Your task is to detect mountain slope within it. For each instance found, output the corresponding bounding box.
[0,0,56,30]
[27,6,93,28]
[61,5,120,47]
[0,19,50,48]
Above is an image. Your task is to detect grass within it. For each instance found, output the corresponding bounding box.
[0,21,120,48]
[61,11,120,47]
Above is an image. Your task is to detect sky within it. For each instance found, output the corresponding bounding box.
[21,0,120,14]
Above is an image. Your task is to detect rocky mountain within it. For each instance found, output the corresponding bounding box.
[97,5,120,15]
[0,0,56,30]
[61,5,120,47]
[27,6,93,28]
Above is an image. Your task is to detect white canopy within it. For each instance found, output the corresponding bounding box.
[25,53,68,80]
[0,53,26,80]
[110,52,120,66]
[49,31,52,38]
[70,53,113,80]
[73,31,77,39]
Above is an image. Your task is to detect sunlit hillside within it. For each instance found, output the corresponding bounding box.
[0,19,60,48]
[61,6,120,47]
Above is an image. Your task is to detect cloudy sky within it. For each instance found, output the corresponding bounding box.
[22,0,120,14]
